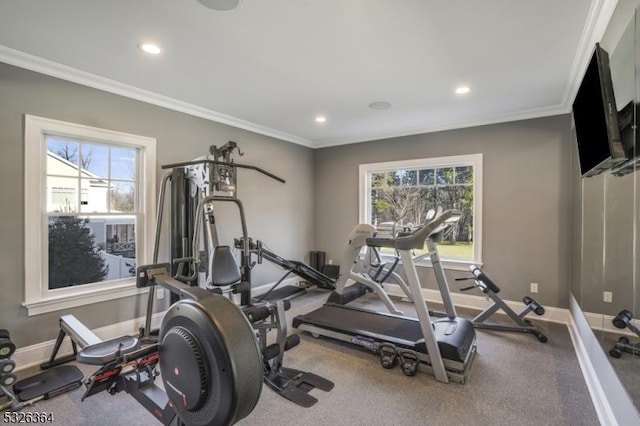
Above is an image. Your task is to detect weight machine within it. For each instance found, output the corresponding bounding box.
[455,265,548,342]
[137,142,333,406]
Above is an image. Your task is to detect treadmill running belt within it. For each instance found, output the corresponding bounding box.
[293,304,474,363]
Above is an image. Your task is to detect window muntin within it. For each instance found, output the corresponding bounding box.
[24,115,156,315]
[360,154,482,265]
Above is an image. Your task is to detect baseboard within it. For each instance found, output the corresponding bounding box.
[383,283,570,324]
[251,277,307,297]
[567,311,617,425]
[582,310,639,336]
[12,312,166,371]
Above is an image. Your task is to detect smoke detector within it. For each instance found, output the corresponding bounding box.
[197,0,241,11]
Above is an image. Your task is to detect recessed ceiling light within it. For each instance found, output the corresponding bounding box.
[369,101,392,110]
[139,43,162,55]
[455,86,471,95]
[198,0,241,11]
[315,116,327,123]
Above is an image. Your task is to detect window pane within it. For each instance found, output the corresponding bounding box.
[371,188,392,224]
[80,143,109,178]
[110,181,136,213]
[46,137,80,170]
[370,172,386,188]
[433,185,474,259]
[111,147,137,180]
[402,170,417,186]
[455,166,473,184]
[419,169,434,185]
[47,177,78,213]
[48,216,108,289]
[386,171,401,187]
[436,167,454,185]
[78,178,109,213]
[48,215,137,289]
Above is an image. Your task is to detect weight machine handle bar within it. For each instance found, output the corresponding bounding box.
[161,159,286,184]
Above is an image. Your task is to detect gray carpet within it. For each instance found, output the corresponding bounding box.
[601,330,640,408]
[7,291,599,425]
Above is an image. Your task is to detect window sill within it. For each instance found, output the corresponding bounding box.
[23,280,149,316]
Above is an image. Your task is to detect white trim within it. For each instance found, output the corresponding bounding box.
[0,0,616,152]
[567,312,618,426]
[22,282,148,316]
[23,115,157,314]
[251,277,306,297]
[561,0,619,109]
[315,104,569,148]
[359,154,483,265]
[0,46,314,148]
[581,309,640,336]
[383,282,569,325]
[11,311,166,371]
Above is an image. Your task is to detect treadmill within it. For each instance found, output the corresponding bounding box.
[293,210,476,384]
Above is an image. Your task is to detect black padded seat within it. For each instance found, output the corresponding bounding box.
[210,246,242,286]
[76,335,140,365]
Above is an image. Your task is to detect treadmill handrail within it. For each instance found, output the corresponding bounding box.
[366,209,462,251]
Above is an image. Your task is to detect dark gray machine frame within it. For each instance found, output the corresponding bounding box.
[140,142,285,342]
[457,265,548,342]
[137,143,333,407]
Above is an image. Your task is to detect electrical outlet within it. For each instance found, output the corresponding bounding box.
[530,282,538,293]
[157,288,164,300]
[328,259,333,265]
[603,291,613,303]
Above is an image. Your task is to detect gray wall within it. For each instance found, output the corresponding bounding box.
[0,62,314,348]
[314,115,573,307]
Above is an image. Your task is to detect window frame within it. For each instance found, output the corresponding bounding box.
[24,115,156,316]
[359,153,483,270]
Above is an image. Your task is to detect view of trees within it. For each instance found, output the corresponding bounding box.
[52,143,93,170]
[370,166,474,242]
[48,216,108,289]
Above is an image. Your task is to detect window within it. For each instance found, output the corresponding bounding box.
[359,154,482,268]
[24,115,156,315]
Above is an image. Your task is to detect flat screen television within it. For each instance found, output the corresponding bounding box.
[572,43,626,177]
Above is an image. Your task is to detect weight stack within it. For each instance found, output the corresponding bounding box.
[309,251,326,273]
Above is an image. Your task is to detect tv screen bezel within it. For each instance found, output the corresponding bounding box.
[572,43,626,177]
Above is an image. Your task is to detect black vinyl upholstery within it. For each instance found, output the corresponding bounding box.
[210,246,242,286]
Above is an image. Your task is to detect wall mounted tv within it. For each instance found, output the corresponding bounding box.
[572,43,626,177]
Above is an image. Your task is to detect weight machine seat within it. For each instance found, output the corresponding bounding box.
[76,336,140,366]
[210,246,242,286]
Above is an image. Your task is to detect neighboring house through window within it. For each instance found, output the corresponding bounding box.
[24,115,156,315]
[359,154,483,268]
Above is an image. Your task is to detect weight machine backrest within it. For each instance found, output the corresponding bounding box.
[210,246,242,286]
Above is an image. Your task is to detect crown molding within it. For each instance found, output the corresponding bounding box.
[314,103,570,148]
[561,0,619,108]
[0,45,315,148]
[0,0,618,152]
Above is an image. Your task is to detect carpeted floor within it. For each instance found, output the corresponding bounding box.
[601,330,640,409]
[7,291,599,425]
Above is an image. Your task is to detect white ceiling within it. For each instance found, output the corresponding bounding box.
[0,0,618,148]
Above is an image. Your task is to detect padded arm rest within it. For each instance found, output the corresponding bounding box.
[76,336,140,366]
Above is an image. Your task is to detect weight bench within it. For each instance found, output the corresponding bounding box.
[457,265,548,343]
[41,314,140,370]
